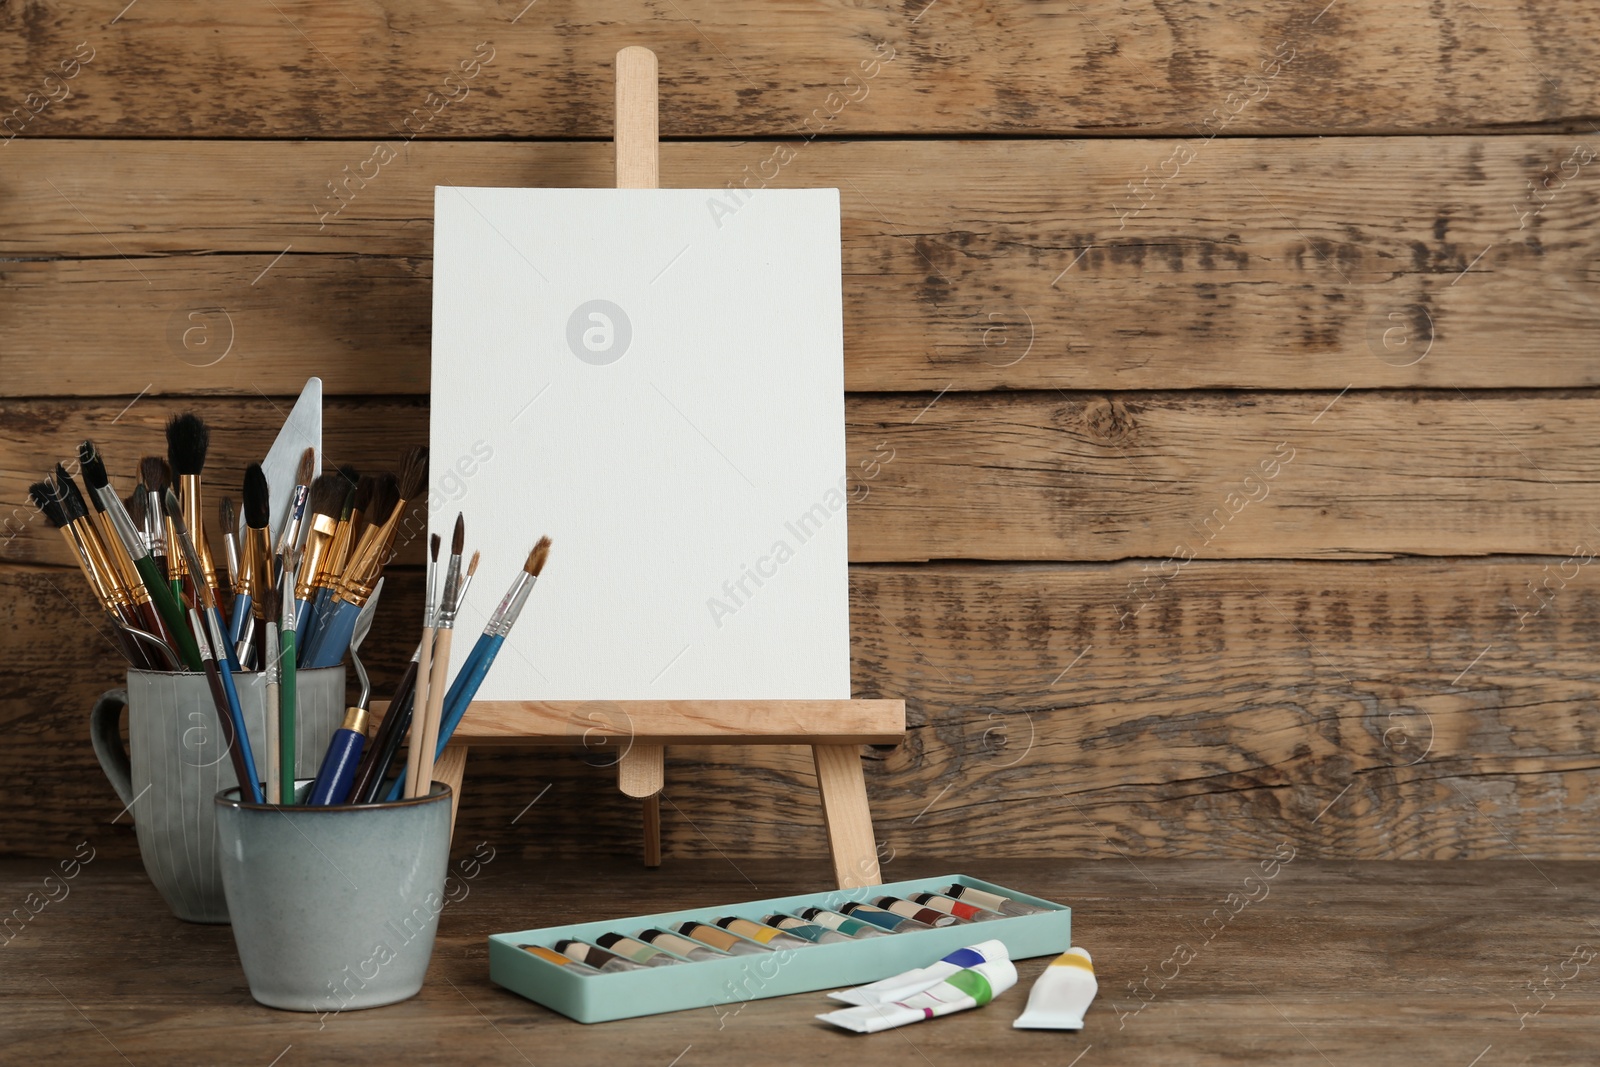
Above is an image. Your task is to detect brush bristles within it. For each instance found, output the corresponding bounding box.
[527,536,552,578]
[243,463,271,529]
[219,496,236,532]
[165,413,210,476]
[163,488,184,527]
[139,456,172,494]
[397,446,428,501]
[126,487,146,525]
[53,464,89,522]
[466,550,480,576]
[261,587,281,626]
[367,473,400,527]
[295,447,315,488]
[430,533,441,562]
[451,513,464,555]
[29,481,66,528]
[79,441,109,492]
[351,475,376,518]
[307,473,347,520]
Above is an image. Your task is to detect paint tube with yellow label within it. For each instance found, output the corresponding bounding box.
[1012,947,1097,1030]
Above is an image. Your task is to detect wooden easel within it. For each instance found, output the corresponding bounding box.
[424,48,905,890]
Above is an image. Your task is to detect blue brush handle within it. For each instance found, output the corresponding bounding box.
[293,596,313,642]
[229,592,253,646]
[307,723,365,806]
[305,600,359,669]
[297,587,335,661]
[384,633,500,802]
[211,609,262,804]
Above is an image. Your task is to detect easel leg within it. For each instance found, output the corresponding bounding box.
[812,745,881,889]
[643,795,662,868]
[435,744,468,842]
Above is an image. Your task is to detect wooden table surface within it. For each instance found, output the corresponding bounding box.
[3,855,1596,1065]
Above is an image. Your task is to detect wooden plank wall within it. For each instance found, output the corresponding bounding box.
[3,2,1599,863]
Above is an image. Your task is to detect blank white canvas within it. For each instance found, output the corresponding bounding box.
[429,186,849,700]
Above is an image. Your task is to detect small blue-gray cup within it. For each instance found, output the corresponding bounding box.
[215,780,453,1011]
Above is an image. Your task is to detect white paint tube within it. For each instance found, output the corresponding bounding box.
[1012,947,1097,1030]
[816,958,1018,1033]
[828,939,1010,1006]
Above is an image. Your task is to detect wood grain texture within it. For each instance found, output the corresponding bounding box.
[7,391,1600,568]
[396,699,906,746]
[7,560,1597,861]
[1,857,1595,1064]
[3,2,1598,138]
[4,137,1600,394]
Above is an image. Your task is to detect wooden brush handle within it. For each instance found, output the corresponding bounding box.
[414,628,454,799]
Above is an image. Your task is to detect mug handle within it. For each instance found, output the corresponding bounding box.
[90,688,135,817]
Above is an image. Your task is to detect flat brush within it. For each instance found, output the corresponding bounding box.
[301,474,373,654]
[168,487,259,801]
[139,456,171,582]
[231,463,273,665]
[166,413,219,607]
[301,471,401,668]
[388,538,549,800]
[263,588,282,805]
[30,479,143,667]
[291,472,348,640]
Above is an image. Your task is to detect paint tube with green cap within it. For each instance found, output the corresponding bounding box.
[1013,947,1097,1029]
[828,939,1009,1006]
[816,958,1017,1033]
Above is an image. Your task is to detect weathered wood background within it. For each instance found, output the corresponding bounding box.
[3,1,1598,862]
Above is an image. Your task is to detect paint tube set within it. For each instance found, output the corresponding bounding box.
[489,875,1077,1024]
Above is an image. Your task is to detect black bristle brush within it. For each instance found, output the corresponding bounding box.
[139,456,171,582]
[231,463,273,667]
[166,413,219,606]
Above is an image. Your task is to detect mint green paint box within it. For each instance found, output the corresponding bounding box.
[488,873,1070,1023]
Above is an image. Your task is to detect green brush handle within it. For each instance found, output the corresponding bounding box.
[280,630,298,804]
[137,555,201,669]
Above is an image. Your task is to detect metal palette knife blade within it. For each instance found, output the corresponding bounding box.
[245,377,323,543]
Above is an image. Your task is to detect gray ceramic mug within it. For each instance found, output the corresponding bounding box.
[90,666,346,923]
[216,780,453,1012]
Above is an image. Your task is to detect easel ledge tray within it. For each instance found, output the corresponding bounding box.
[488,874,1070,1023]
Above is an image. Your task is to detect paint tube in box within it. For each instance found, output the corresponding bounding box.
[942,883,1050,916]
[839,901,933,933]
[554,939,650,973]
[637,928,729,961]
[517,944,602,976]
[762,914,854,945]
[714,917,814,950]
[828,940,1009,1006]
[796,907,890,939]
[872,896,964,927]
[910,891,1005,922]
[596,932,687,966]
[817,958,1018,1034]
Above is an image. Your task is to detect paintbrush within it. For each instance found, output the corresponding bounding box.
[346,549,476,805]
[139,456,171,584]
[231,463,273,666]
[188,604,259,804]
[52,465,156,667]
[168,486,259,801]
[291,471,349,637]
[412,515,465,800]
[279,546,301,804]
[274,447,315,574]
[263,588,282,805]
[386,538,549,801]
[404,534,442,800]
[301,474,379,657]
[301,469,405,669]
[30,478,144,667]
[307,577,384,806]
[340,448,426,595]
[80,444,200,670]
[167,413,220,608]
[218,496,240,619]
[55,463,166,668]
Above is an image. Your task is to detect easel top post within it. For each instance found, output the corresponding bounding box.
[615,46,659,190]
